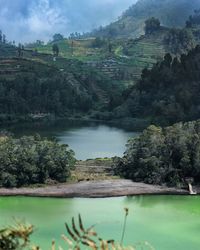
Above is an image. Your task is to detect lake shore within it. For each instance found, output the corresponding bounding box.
[0,179,195,198]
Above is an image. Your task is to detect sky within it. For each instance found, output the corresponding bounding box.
[0,0,137,43]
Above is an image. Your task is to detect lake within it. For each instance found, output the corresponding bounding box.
[1,121,199,250]
[5,120,137,160]
[0,196,200,250]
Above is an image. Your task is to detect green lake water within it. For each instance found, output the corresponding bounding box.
[0,195,200,250]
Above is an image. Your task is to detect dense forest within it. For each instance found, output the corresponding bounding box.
[115,120,200,187]
[116,45,200,125]
[0,134,75,188]
[0,57,121,122]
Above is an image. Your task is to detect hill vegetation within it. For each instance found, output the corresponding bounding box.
[0,134,75,188]
[115,120,200,187]
[0,42,123,122]
[90,0,200,39]
[1,3,200,125]
[29,10,200,91]
[116,45,200,125]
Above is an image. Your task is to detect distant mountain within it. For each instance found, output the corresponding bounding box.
[90,0,200,39]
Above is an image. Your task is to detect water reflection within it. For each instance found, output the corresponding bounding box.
[0,196,200,250]
[2,120,137,160]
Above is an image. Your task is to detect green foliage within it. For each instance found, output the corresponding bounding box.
[52,44,59,56]
[91,37,106,48]
[164,28,195,54]
[53,33,64,42]
[0,58,120,119]
[120,45,200,124]
[115,120,200,186]
[144,18,160,35]
[0,211,152,250]
[0,134,76,187]
[0,222,33,250]
[186,9,200,28]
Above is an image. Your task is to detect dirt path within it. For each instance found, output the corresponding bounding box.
[0,179,191,198]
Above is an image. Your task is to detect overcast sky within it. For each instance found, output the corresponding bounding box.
[0,0,137,43]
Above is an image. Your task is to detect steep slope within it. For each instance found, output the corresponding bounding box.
[116,45,200,124]
[90,0,200,39]
[0,43,122,122]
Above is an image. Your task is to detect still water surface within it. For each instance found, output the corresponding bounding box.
[6,120,136,159]
[0,196,200,250]
[2,122,199,250]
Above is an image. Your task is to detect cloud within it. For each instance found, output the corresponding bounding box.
[0,0,136,43]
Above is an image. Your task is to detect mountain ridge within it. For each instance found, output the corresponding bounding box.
[89,0,200,39]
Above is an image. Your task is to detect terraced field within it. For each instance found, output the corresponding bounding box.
[122,29,168,83]
[0,29,169,88]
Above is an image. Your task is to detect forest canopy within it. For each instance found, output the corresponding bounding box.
[118,45,200,125]
[0,134,76,188]
[115,120,200,187]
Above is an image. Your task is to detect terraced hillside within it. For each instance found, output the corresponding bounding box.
[27,34,168,86]
[30,18,197,86]
[122,29,168,83]
[0,43,16,57]
[0,42,125,122]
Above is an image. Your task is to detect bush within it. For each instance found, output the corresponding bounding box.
[115,120,200,187]
[0,134,76,187]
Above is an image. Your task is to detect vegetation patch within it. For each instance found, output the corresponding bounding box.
[115,120,200,187]
[0,134,76,188]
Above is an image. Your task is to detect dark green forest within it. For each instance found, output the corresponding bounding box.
[115,120,200,186]
[0,57,120,122]
[117,45,200,125]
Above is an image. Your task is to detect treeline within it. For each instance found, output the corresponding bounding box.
[0,134,75,188]
[0,58,118,120]
[115,120,200,187]
[117,45,200,124]
[0,61,91,116]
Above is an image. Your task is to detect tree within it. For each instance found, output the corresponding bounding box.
[52,43,59,57]
[144,17,160,35]
[164,28,195,54]
[91,37,105,48]
[0,134,76,187]
[53,33,64,42]
[115,120,200,187]
[2,34,6,44]
[17,43,22,57]
[0,30,2,43]
[186,9,200,28]
[108,41,113,53]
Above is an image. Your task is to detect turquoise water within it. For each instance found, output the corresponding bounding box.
[0,196,200,250]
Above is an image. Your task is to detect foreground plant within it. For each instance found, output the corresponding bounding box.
[0,209,154,250]
[55,209,153,250]
[0,221,34,250]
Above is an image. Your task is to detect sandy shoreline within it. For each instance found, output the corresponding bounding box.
[0,179,195,198]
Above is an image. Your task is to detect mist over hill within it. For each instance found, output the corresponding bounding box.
[90,0,200,38]
[0,0,135,43]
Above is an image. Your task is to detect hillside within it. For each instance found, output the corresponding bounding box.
[26,32,168,87]
[29,13,200,88]
[90,0,200,39]
[1,5,200,123]
[115,45,200,125]
[0,43,122,122]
